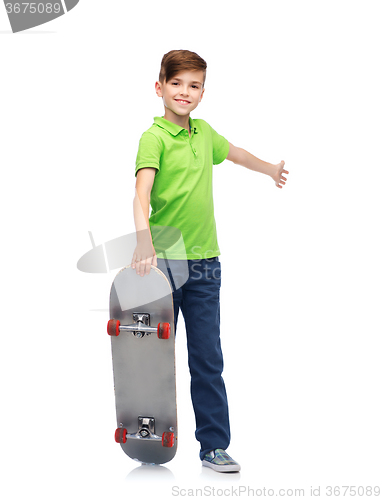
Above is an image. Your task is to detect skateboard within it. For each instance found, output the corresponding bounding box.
[107,265,177,464]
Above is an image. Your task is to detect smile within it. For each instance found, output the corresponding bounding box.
[175,99,190,105]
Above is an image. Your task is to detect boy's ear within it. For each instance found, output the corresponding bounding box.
[155,81,163,97]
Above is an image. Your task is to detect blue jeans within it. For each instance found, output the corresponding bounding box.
[156,257,231,460]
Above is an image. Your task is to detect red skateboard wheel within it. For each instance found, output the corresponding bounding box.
[108,319,120,336]
[162,431,174,448]
[115,427,127,444]
[157,322,170,339]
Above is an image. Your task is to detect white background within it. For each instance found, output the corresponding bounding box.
[1,1,381,498]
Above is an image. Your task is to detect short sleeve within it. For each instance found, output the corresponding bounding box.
[135,131,162,177]
[210,125,230,165]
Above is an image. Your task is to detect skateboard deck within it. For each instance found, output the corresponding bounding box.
[108,265,177,464]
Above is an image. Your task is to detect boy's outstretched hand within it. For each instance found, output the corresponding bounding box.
[272,161,289,189]
[226,143,288,188]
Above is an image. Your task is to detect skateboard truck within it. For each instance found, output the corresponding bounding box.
[137,417,157,438]
[115,418,175,447]
[132,313,151,338]
[108,315,171,339]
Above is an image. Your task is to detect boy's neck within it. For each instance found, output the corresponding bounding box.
[163,108,190,132]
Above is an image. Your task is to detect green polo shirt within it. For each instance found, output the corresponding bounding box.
[135,116,229,260]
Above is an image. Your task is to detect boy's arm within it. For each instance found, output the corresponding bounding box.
[132,167,157,276]
[226,142,289,188]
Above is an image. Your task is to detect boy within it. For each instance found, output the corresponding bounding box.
[131,50,288,472]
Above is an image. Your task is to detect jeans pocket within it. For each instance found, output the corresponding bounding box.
[211,259,221,284]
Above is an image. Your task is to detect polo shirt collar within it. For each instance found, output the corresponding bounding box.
[154,116,198,136]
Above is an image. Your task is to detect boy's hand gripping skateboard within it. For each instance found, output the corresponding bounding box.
[107,265,177,464]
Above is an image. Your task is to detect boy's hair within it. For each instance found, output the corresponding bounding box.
[159,50,207,87]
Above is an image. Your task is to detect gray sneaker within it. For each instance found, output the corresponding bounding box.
[202,449,241,473]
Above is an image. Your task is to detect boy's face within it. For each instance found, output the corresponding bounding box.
[155,70,205,118]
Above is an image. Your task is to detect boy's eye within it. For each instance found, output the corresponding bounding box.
[171,82,199,89]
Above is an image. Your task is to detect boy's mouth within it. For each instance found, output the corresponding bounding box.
[175,99,191,105]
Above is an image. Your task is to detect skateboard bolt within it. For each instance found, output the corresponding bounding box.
[140,429,149,437]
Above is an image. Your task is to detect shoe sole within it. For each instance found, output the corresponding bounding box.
[202,460,241,473]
